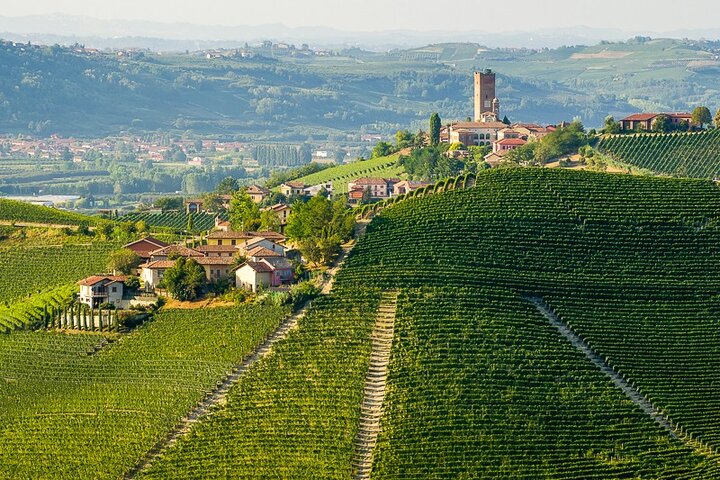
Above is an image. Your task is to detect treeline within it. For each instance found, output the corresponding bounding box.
[253,144,312,167]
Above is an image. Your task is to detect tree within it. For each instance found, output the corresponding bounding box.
[429,113,441,146]
[229,191,260,231]
[652,114,671,133]
[259,209,281,232]
[163,257,206,301]
[692,106,712,128]
[372,141,394,158]
[286,196,355,266]
[603,116,621,134]
[715,108,720,128]
[155,197,184,212]
[187,213,194,232]
[502,115,511,125]
[395,130,414,149]
[107,249,141,275]
[194,139,203,152]
[216,177,238,194]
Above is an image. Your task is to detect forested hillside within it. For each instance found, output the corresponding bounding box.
[1,38,720,138]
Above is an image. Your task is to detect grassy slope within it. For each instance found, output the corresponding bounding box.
[0,198,103,226]
[295,153,405,194]
[140,168,720,477]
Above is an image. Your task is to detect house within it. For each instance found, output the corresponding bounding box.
[206,230,286,247]
[186,199,203,214]
[393,180,431,196]
[483,152,506,167]
[235,261,273,292]
[304,182,333,196]
[347,178,399,200]
[348,186,367,203]
[214,218,231,232]
[123,237,170,261]
[280,181,306,197]
[195,244,241,257]
[492,137,527,154]
[140,256,235,290]
[235,258,294,292]
[261,203,292,229]
[246,185,270,204]
[246,246,283,261]
[148,245,204,261]
[239,236,286,255]
[78,276,129,308]
[620,113,693,131]
[444,121,508,146]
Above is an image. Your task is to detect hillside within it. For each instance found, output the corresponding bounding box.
[135,168,720,478]
[0,198,104,226]
[597,130,720,179]
[3,169,720,477]
[1,38,720,138]
[294,153,405,194]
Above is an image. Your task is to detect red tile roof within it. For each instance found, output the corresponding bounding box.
[621,113,658,121]
[247,246,283,258]
[149,245,204,258]
[495,138,527,146]
[78,275,127,286]
[242,261,274,273]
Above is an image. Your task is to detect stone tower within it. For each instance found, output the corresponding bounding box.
[474,69,496,122]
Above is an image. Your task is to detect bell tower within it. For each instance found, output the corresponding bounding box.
[474,69,496,122]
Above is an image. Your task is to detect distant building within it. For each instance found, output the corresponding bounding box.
[78,276,129,308]
[280,182,306,197]
[393,180,431,196]
[347,178,400,200]
[445,121,507,147]
[246,185,270,204]
[474,69,499,122]
[620,113,693,131]
[492,137,527,154]
[123,237,170,261]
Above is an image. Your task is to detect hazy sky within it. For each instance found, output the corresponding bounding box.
[3,0,720,33]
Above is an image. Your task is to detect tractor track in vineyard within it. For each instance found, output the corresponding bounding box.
[527,295,720,460]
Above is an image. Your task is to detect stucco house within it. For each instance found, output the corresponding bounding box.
[235,258,294,292]
[78,276,129,308]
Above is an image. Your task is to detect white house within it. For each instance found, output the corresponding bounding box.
[78,276,128,308]
[235,261,274,292]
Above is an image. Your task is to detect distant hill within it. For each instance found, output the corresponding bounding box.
[0,38,719,139]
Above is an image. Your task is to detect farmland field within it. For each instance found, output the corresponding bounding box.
[4,168,720,478]
[120,211,227,232]
[597,130,720,179]
[0,197,103,226]
[295,153,406,194]
[0,305,287,479]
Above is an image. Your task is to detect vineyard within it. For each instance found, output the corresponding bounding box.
[0,305,287,479]
[0,243,119,304]
[295,153,406,194]
[139,289,380,479]
[4,167,720,477]
[0,283,75,332]
[372,287,719,478]
[120,211,226,232]
[0,198,103,226]
[597,130,720,179]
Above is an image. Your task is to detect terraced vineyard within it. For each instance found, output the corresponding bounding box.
[0,198,103,226]
[120,211,226,232]
[295,153,406,194]
[0,283,76,333]
[0,305,287,479]
[597,130,720,179]
[0,243,119,303]
[4,167,720,478]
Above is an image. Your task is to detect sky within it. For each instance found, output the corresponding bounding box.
[2,0,720,33]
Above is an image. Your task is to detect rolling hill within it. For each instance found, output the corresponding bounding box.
[1,38,720,138]
[3,168,720,477]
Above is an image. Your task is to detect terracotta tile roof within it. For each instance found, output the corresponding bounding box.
[123,236,170,250]
[352,177,391,186]
[283,181,305,188]
[195,245,241,253]
[242,261,274,273]
[247,246,282,258]
[451,121,508,129]
[207,230,286,241]
[194,256,236,266]
[495,138,527,146]
[247,185,270,194]
[149,245,204,258]
[78,275,128,286]
[141,260,175,269]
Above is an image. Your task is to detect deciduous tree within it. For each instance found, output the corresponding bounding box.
[692,106,712,128]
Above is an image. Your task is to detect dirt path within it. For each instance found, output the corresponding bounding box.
[352,291,398,479]
[527,295,720,462]
[124,308,306,479]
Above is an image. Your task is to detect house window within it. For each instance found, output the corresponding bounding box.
[231,240,236,246]
[111,287,117,293]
